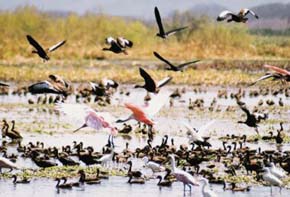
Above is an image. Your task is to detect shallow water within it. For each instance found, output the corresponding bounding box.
[1,85,290,196]
[0,176,287,197]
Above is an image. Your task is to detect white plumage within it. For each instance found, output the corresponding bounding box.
[269,162,286,179]
[169,155,199,191]
[217,10,235,21]
[0,157,19,172]
[55,103,117,135]
[200,178,218,197]
[143,156,165,172]
[263,167,283,187]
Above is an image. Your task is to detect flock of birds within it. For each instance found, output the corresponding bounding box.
[0,6,290,197]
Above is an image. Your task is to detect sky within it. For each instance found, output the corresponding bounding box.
[1,0,290,19]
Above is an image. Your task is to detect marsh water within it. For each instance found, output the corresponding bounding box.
[1,84,290,197]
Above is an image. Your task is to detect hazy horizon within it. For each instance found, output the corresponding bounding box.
[1,0,290,19]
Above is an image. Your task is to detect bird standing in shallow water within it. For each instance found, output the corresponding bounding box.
[169,155,199,192]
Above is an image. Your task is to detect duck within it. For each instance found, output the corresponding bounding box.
[12,175,30,184]
[217,9,258,23]
[103,37,131,55]
[127,174,145,184]
[156,175,172,187]
[134,67,172,93]
[26,35,66,62]
[55,178,72,189]
[127,160,142,178]
[237,103,268,134]
[153,51,200,72]
[78,170,101,184]
[154,6,187,39]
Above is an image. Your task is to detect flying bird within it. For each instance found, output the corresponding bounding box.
[55,103,118,136]
[26,35,66,61]
[135,67,172,93]
[103,37,133,55]
[237,103,268,134]
[153,51,200,71]
[0,82,9,87]
[217,9,259,23]
[250,65,290,86]
[154,7,188,39]
[116,91,170,126]
[28,75,70,96]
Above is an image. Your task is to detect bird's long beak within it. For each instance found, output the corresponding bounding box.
[72,123,87,133]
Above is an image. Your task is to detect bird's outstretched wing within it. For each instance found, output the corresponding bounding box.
[28,81,62,94]
[249,73,281,86]
[0,82,9,87]
[139,67,156,91]
[177,60,200,69]
[117,37,133,48]
[48,40,66,52]
[182,122,203,142]
[198,120,216,134]
[166,26,188,36]
[144,91,170,117]
[154,7,165,36]
[217,10,235,21]
[264,64,290,76]
[55,103,94,120]
[26,35,46,54]
[239,104,251,116]
[157,76,172,88]
[241,8,259,19]
[153,51,176,70]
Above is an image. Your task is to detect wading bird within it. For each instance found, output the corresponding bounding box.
[0,157,19,173]
[26,35,66,61]
[134,67,172,93]
[153,51,200,72]
[56,103,117,136]
[200,178,218,197]
[262,167,282,193]
[251,65,290,85]
[217,8,259,23]
[154,7,188,39]
[169,155,199,192]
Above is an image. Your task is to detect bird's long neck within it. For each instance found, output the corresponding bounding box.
[170,156,176,173]
[157,176,162,184]
[13,176,17,183]
[202,181,207,192]
[11,121,15,131]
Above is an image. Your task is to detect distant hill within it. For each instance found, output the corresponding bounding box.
[251,3,290,19]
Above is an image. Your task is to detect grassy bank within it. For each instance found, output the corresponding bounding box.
[1,6,290,61]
